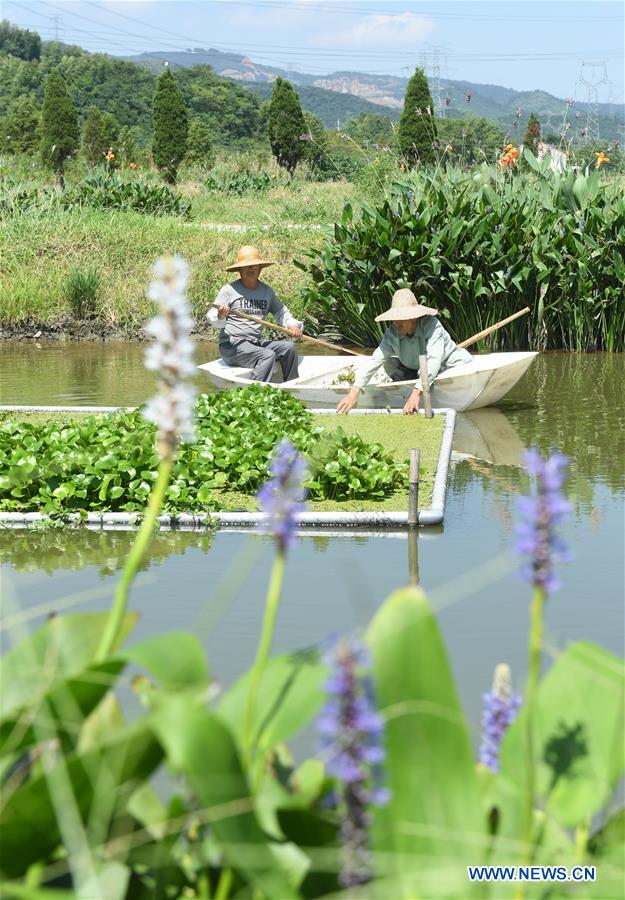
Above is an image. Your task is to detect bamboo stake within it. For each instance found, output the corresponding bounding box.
[408,448,420,527]
[211,305,365,356]
[418,354,433,418]
[458,307,531,349]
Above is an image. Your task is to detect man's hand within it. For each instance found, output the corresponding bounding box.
[216,304,230,320]
[336,386,361,415]
[288,325,303,340]
[403,388,422,415]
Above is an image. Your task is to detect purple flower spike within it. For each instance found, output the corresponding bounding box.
[515,448,572,594]
[316,637,390,889]
[479,664,522,772]
[257,439,307,554]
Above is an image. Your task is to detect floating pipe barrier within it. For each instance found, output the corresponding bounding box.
[0,406,455,530]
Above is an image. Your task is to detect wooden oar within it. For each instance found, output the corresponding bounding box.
[211,305,366,356]
[458,307,531,349]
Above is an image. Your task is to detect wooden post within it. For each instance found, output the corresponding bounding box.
[408,447,420,527]
[408,529,420,586]
[418,354,433,418]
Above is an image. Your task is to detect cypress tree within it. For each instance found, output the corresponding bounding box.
[185,119,215,168]
[268,77,306,176]
[397,68,437,167]
[152,65,188,183]
[40,68,79,187]
[4,96,40,154]
[523,112,541,155]
[82,106,119,166]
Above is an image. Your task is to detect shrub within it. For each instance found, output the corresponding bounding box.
[64,267,101,319]
[62,171,191,217]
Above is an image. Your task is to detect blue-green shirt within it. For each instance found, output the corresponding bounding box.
[356,317,472,390]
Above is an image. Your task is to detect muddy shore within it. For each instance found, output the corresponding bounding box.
[0,318,216,341]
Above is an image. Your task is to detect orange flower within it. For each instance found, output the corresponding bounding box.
[105,148,115,162]
[594,151,609,168]
[129,161,138,170]
[445,144,454,153]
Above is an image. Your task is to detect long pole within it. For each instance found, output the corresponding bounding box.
[211,306,365,356]
[458,307,530,349]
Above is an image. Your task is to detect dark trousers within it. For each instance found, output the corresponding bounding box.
[221,338,299,382]
[384,357,419,382]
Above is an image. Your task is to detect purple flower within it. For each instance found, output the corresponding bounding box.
[317,638,389,888]
[487,206,493,213]
[515,449,572,594]
[479,664,522,772]
[257,440,307,553]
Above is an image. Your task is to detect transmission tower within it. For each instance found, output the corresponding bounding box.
[51,14,62,41]
[576,61,611,143]
[417,46,447,117]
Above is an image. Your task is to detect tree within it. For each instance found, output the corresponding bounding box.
[300,111,333,177]
[268,77,306,176]
[184,118,214,168]
[40,68,79,187]
[118,125,138,167]
[3,95,40,153]
[152,65,188,183]
[0,19,41,61]
[345,112,395,149]
[81,106,119,166]
[397,68,437,166]
[523,112,541,155]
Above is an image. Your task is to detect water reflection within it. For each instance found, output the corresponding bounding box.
[454,409,526,468]
[0,526,215,575]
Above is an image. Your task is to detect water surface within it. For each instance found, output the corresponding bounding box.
[1,346,623,743]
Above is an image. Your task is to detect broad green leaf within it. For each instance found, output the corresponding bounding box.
[218,648,326,752]
[500,641,624,829]
[122,631,210,691]
[0,721,162,879]
[1,612,137,719]
[152,697,299,898]
[366,587,486,898]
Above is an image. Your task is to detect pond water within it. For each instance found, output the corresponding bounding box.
[1,343,624,747]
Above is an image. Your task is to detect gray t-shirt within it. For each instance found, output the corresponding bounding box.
[208,280,302,345]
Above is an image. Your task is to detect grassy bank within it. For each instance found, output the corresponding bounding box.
[0,205,326,331]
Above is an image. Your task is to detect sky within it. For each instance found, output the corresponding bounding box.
[2,0,623,103]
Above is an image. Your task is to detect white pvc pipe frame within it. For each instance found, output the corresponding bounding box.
[0,407,456,530]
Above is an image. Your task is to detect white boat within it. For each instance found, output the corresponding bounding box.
[198,352,538,412]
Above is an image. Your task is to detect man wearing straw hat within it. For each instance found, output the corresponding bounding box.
[208,245,303,382]
[337,288,471,415]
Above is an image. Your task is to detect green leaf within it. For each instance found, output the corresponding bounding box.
[218,648,326,752]
[123,631,210,692]
[0,721,162,879]
[366,587,486,896]
[1,612,137,754]
[500,641,625,829]
[152,697,299,897]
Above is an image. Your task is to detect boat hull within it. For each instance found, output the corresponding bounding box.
[198,352,537,412]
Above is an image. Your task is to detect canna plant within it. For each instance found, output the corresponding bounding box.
[298,155,625,351]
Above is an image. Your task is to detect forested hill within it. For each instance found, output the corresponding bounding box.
[0,40,266,146]
[243,82,400,129]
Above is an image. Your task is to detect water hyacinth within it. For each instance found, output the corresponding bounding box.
[515,448,572,594]
[257,439,307,553]
[479,663,522,772]
[317,638,389,888]
[143,255,196,459]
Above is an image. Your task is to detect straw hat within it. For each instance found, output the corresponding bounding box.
[225,245,276,272]
[375,289,438,322]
